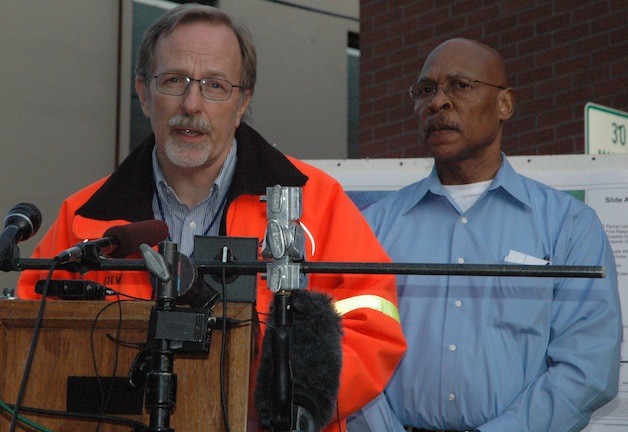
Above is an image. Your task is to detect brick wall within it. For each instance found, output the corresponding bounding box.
[359,0,628,158]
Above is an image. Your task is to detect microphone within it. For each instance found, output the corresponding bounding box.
[255,289,343,432]
[0,203,42,271]
[55,219,169,264]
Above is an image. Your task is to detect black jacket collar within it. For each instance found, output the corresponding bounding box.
[76,123,308,227]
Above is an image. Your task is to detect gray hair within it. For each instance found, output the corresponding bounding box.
[135,3,257,92]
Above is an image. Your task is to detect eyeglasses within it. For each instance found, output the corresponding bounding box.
[151,73,245,101]
[409,76,506,102]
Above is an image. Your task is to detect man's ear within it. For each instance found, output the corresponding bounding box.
[135,76,151,117]
[235,89,253,127]
[498,88,516,121]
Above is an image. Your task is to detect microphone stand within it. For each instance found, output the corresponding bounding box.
[16,258,606,279]
[260,186,309,432]
[143,241,178,432]
[128,241,213,432]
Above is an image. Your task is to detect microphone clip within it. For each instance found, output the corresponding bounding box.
[59,242,106,275]
[74,242,105,267]
[261,185,307,293]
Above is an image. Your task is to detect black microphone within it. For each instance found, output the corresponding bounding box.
[55,219,169,264]
[0,203,42,271]
[255,289,343,432]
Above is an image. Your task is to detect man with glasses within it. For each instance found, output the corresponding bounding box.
[348,38,621,432]
[17,4,406,431]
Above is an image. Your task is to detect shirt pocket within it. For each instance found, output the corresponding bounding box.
[489,278,553,336]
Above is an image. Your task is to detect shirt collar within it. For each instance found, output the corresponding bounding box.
[401,153,532,215]
[151,139,238,208]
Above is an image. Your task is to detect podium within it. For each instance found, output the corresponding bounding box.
[0,299,256,431]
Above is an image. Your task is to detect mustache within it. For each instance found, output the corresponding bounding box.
[422,115,461,135]
[168,114,211,133]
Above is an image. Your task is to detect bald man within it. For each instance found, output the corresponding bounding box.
[348,38,621,432]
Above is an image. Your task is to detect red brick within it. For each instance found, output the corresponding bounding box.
[466,5,500,25]
[572,2,609,24]
[520,65,553,83]
[592,45,628,65]
[499,0,541,15]
[501,24,534,46]
[535,13,571,35]
[593,77,628,99]
[591,10,627,33]
[569,34,610,54]
[610,26,628,45]
[554,23,590,44]
[434,17,467,36]
[537,138,578,155]
[507,53,535,72]
[519,4,555,25]
[538,108,574,127]
[402,0,433,18]
[518,95,555,114]
[610,57,628,78]
[517,35,552,57]
[555,88,594,106]
[536,76,570,95]
[534,45,571,66]
[484,16,517,35]
[556,121,584,139]
[507,116,537,135]
[554,55,591,77]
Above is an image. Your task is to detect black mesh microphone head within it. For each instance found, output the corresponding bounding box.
[103,220,169,258]
[4,203,42,242]
[255,289,343,432]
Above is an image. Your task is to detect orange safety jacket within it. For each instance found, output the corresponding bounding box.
[17,123,406,431]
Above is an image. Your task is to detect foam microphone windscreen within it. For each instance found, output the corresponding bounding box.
[255,289,343,431]
[104,220,169,258]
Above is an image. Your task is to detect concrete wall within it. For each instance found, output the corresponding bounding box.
[0,1,120,291]
[221,0,359,159]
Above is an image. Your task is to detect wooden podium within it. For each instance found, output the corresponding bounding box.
[0,299,257,431]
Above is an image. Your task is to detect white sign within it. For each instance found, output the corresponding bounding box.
[585,102,628,154]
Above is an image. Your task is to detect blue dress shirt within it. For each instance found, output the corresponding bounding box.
[349,156,622,432]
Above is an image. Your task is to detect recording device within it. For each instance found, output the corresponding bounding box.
[35,279,109,300]
[255,289,343,432]
[54,219,169,264]
[0,203,42,271]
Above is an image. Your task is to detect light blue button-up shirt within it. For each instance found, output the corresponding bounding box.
[350,157,622,432]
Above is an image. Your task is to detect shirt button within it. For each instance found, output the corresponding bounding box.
[449,393,456,401]
[460,216,468,224]
[457,257,465,264]
[449,344,456,351]
[455,300,462,307]
[189,221,197,229]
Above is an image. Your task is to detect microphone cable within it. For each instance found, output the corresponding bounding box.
[8,261,58,432]
[2,401,149,431]
[90,296,123,432]
[0,398,52,432]
[8,266,152,432]
[219,244,232,432]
